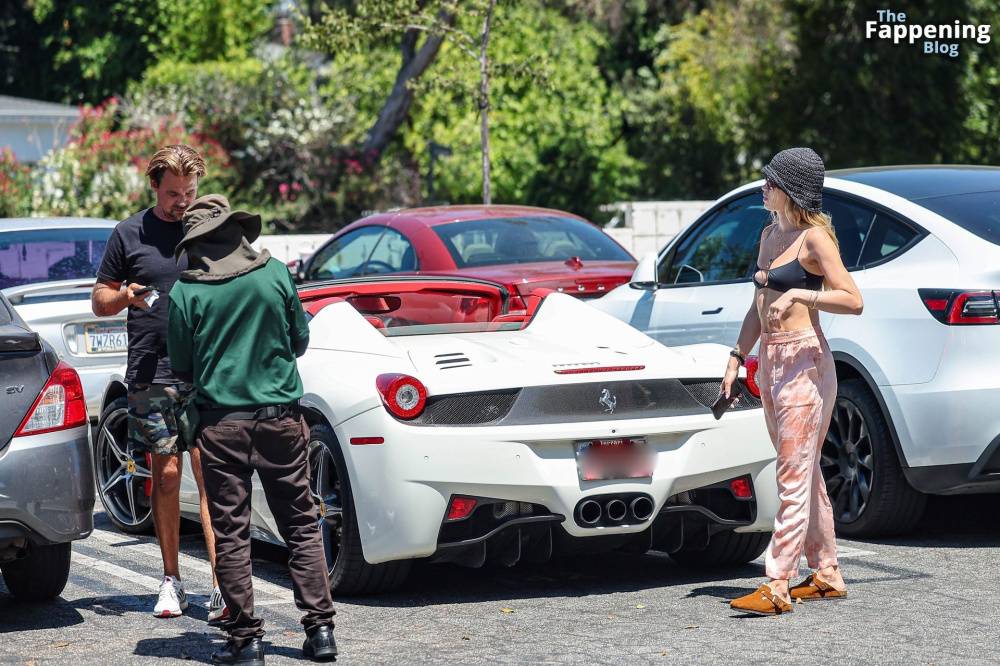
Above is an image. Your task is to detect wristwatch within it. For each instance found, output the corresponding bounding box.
[729,349,745,365]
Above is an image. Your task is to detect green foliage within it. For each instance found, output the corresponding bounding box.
[405,4,639,220]
[0,149,33,217]
[156,0,272,63]
[6,0,270,104]
[29,98,235,220]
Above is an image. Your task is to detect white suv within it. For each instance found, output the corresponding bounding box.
[593,166,1000,536]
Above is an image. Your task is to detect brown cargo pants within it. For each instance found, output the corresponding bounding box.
[196,411,335,644]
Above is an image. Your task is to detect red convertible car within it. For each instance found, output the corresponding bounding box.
[293,205,636,310]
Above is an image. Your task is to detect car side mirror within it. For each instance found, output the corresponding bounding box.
[629,252,659,289]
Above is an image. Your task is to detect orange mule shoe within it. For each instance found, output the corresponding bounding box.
[789,573,847,601]
[729,584,794,616]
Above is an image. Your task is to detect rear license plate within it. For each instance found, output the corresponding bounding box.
[84,323,127,354]
[574,437,654,481]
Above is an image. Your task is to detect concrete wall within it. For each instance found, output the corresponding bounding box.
[603,201,713,258]
[253,234,329,264]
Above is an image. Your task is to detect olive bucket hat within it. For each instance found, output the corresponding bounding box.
[175,194,270,282]
[762,147,825,212]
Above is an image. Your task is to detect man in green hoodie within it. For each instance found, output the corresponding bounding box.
[167,195,337,665]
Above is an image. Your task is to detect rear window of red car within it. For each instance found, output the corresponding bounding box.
[433,216,632,267]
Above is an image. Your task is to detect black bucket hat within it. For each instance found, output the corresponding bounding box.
[762,147,825,212]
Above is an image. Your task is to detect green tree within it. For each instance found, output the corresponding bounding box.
[406,4,640,220]
[1,0,271,104]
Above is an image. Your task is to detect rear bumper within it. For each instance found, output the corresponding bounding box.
[904,433,1000,494]
[885,340,1000,469]
[333,406,777,564]
[0,425,95,545]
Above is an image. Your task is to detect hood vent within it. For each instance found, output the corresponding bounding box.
[435,352,472,369]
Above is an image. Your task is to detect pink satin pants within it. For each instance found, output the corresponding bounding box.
[758,325,839,580]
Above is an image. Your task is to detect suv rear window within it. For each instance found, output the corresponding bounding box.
[0,228,112,289]
[916,191,1000,246]
[433,216,633,267]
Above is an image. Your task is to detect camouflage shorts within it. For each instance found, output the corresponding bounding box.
[127,383,197,456]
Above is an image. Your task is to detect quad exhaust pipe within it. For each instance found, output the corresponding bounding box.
[574,494,656,527]
[605,498,627,522]
[630,496,654,521]
[578,499,603,525]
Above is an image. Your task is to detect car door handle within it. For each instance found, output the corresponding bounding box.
[701,307,723,315]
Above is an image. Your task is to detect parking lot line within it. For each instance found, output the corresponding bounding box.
[86,528,295,603]
[72,551,163,592]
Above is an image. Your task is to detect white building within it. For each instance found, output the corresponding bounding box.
[0,95,78,162]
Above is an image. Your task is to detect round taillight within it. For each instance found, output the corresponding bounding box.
[744,355,761,398]
[375,373,428,419]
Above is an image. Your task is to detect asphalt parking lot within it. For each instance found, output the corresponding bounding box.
[1,495,998,665]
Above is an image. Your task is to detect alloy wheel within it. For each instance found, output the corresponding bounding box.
[820,397,875,524]
[95,407,153,528]
[308,439,344,577]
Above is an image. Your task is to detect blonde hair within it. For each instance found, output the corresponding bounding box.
[145,144,206,186]
[772,198,839,249]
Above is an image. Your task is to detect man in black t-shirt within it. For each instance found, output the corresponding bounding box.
[92,145,223,622]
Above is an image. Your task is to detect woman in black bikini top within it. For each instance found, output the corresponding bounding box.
[720,147,864,618]
[752,226,825,293]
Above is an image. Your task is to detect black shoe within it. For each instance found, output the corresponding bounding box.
[211,637,265,666]
[303,625,338,661]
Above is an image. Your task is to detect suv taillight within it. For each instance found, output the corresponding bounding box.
[918,289,1000,325]
[14,361,88,436]
[376,373,428,419]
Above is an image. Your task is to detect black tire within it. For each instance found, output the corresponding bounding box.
[1,542,72,601]
[822,378,926,537]
[308,424,410,595]
[669,530,771,567]
[94,397,155,534]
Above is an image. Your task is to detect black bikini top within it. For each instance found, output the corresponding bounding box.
[753,227,824,293]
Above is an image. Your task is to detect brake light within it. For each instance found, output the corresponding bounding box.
[445,496,478,521]
[730,477,754,499]
[744,356,761,398]
[375,373,428,419]
[919,289,1000,325]
[14,361,87,437]
[554,365,645,375]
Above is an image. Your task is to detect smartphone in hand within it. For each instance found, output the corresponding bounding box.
[710,389,739,420]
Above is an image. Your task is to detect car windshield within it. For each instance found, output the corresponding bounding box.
[0,227,111,289]
[433,216,633,267]
[916,190,1000,246]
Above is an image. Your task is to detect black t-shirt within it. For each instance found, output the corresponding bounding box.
[97,208,188,385]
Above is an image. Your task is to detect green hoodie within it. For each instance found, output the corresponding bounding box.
[167,258,310,408]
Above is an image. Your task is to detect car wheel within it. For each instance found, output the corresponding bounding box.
[308,424,410,595]
[95,397,155,534]
[821,378,926,537]
[668,530,770,567]
[0,542,72,601]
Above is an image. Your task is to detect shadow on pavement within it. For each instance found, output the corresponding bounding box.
[0,589,161,632]
[848,494,1000,548]
[133,632,305,663]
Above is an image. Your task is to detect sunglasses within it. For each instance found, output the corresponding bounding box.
[763,178,779,191]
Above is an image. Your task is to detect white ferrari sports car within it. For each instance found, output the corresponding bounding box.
[95,276,777,595]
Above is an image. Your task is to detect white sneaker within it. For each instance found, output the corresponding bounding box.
[207,586,229,625]
[153,575,188,618]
